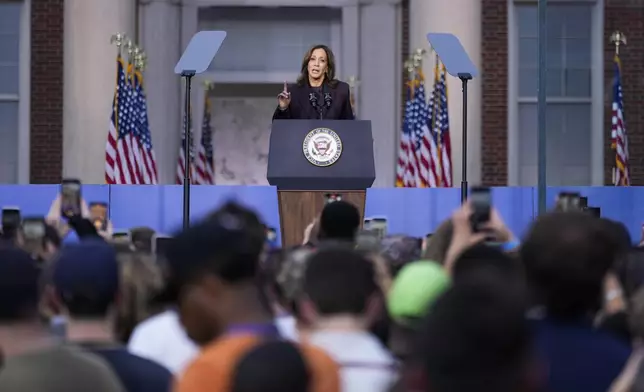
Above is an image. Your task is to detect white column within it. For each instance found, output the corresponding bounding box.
[139,0,183,184]
[359,0,400,187]
[409,0,482,185]
[341,5,360,80]
[63,0,136,183]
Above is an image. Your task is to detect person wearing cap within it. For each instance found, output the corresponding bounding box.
[50,240,173,392]
[167,202,340,392]
[0,246,125,392]
[387,259,451,360]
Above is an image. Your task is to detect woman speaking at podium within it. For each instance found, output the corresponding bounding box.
[273,44,355,121]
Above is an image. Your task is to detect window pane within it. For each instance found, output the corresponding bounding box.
[0,33,20,64]
[0,101,18,184]
[563,6,592,38]
[547,37,563,69]
[516,3,592,98]
[519,37,537,67]
[517,5,537,37]
[518,103,591,186]
[547,68,563,97]
[0,2,20,96]
[519,68,537,97]
[0,3,21,34]
[0,65,19,95]
[562,105,591,166]
[565,69,591,97]
[546,8,566,38]
[520,68,563,98]
[566,38,591,68]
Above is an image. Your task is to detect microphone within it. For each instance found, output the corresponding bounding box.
[309,93,318,109]
[324,93,332,109]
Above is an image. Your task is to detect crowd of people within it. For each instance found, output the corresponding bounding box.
[0,192,643,392]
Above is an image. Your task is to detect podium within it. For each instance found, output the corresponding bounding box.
[267,120,375,247]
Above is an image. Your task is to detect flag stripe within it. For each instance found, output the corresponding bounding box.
[196,91,215,185]
[176,106,196,185]
[105,57,158,185]
[611,54,629,186]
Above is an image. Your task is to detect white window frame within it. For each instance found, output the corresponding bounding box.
[507,0,603,186]
[0,0,30,184]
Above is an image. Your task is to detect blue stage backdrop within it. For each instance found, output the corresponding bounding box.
[0,185,640,245]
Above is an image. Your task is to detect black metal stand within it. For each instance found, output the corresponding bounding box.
[181,71,195,230]
[458,73,472,204]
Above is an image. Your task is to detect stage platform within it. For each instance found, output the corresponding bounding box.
[0,185,641,245]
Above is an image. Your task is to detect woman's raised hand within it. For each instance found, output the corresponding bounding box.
[278,81,291,109]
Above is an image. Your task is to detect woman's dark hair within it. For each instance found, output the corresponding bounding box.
[296,44,339,88]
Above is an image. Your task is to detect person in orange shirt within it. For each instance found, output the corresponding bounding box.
[162,202,340,392]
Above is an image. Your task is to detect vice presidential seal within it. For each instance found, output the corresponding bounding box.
[303,128,343,167]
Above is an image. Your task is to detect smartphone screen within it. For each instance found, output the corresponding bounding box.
[556,192,581,212]
[61,179,82,217]
[363,218,372,230]
[470,186,491,232]
[22,218,45,255]
[2,207,21,229]
[112,231,129,241]
[23,218,45,240]
[370,218,388,240]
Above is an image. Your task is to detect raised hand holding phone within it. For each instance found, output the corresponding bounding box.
[278,81,291,109]
[60,179,82,218]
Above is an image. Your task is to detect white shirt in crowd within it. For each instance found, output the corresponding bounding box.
[275,314,299,341]
[127,309,199,375]
[309,330,398,392]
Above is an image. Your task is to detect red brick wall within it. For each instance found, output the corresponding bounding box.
[481,0,508,186]
[30,0,64,183]
[604,1,644,185]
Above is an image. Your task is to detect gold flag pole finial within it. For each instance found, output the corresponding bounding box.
[132,46,141,69]
[138,52,148,71]
[133,47,147,71]
[110,33,126,53]
[412,48,426,68]
[125,40,135,64]
[610,31,627,56]
[404,58,416,81]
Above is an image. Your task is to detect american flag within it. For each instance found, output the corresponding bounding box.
[105,57,158,184]
[396,82,419,187]
[195,93,215,185]
[410,76,435,188]
[433,61,452,187]
[176,106,196,185]
[611,54,629,186]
